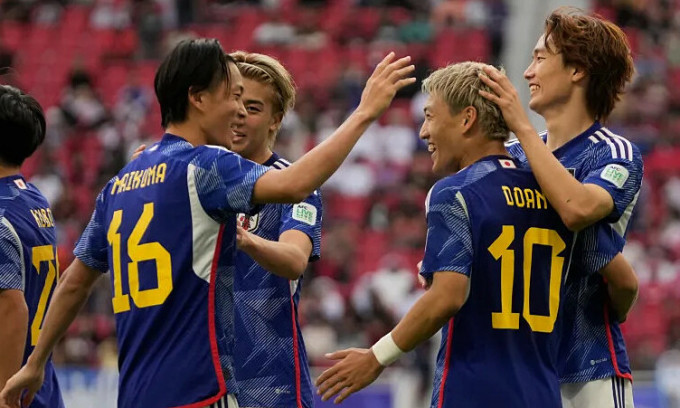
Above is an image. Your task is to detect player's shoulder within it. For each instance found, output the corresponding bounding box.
[586,126,641,163]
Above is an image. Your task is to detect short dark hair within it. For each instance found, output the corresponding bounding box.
[154,38,235,127]
[544,7,634,122]
[0,85,46,167]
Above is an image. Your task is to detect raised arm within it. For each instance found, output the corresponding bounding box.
[251,53,416,204]
[478,66,615,231]
[0,259,100,408]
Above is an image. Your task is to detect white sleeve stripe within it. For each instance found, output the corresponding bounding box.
[277,158,291,166]
[588,135,600,143]
[455,191,469,220]
[609,134,628,161]
[271,162,286,170]
[1,217,25,289]
[594,131,618,159]
[602,127,633,161]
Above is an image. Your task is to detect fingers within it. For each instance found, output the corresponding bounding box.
[324,349,352,360]
[372,52,396,77]
[21,390,36,408]
[478,89,501,105]
[477,72,505,97]
[417,260,422,270]
[334,383,361,404]
[315,364,341,387]
[380,55,412,80]
[389,64,415,83]
[321,378,348,402]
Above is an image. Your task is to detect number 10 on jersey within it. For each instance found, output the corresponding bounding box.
[488,226,566,333]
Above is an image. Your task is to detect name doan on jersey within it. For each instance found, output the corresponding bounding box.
[501,185,549,210]
[110,163,168,195]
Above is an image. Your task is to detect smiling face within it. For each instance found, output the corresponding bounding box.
[524,34,578,116]
[231,78,281,162]
[419,93,468,175]
[198,62,246,149]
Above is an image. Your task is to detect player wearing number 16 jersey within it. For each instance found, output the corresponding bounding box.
[0,40,416,408]
[0,85,64,408]
[316,62,575,408]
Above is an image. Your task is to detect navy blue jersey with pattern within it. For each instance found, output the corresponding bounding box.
[233,153,322,408]
[506,122,643,383]
[74,134,270,408]
[0,175,64,408]
[420,156,576,408]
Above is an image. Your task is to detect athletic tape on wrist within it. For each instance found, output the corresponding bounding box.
[371,332,404,366]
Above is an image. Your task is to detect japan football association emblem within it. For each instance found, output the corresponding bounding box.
[237,213,260,232]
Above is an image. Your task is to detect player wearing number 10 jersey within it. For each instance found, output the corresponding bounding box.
[0,85,64,408]
[316,62,574,408]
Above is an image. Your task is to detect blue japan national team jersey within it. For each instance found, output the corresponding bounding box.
[74,134,270,408]
[233,153,322,408]
[420,156,576,408]
[507,122,644,383]
[0,175,64,408]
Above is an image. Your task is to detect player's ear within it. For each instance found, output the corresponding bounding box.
[187,86,205,112]
[269,111,283,133]
[461,106,477,132]
[571,66,587,83]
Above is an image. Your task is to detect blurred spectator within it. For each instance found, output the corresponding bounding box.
[90,0,131,29]
[134,0,163,59]
[253,13,295,45]
[657,348,680,408]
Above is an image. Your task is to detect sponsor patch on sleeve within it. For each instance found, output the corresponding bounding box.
[600,164,629,188]
[292,203,317,226]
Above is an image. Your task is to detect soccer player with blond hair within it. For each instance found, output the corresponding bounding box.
[316,61,578,408]
[228,51,321,408]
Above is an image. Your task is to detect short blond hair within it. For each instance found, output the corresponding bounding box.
[230,51,296,116]
[422,62,509,141]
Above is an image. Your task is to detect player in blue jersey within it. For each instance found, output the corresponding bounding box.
[478,7,641,408]
[228,51,321,408]
[316,62,578,408]
[0,85,64,408]
[0,40,414,408]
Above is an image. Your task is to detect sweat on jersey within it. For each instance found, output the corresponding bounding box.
[507,121,644,383]
[420,156,577,408]
[0,175,64,408]
[233,152,322,408]
[74,134,270,408]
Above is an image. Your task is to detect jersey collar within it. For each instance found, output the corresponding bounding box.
[263,152,281,167]
[549,121,602,158]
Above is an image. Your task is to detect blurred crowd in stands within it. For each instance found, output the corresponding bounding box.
[1,0,679,402]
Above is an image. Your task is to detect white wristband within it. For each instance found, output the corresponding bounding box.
[371,332,405,366]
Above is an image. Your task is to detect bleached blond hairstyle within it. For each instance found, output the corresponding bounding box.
[422,61,509,141]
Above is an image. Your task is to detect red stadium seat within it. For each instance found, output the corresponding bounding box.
[0,21,26,53]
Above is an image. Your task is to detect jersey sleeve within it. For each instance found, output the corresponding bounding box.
[0,217,24,291]
[279,189,323,261]
[582,137,643,223]
[193,149,271,223]
[420,181,473,280]
[577,223,627,275]
[74,185,111,273]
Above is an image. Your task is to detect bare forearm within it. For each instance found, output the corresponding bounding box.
[240,235,307,280]
[254,111,374,203]
[514,127,608,230]
[391,290,457,352]
[608,285,638,323]
[0,293,28,388]
[27,269,97,367]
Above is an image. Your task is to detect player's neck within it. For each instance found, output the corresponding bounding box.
[165,123,209,147]
[460,140,508,169]
[246,147,274,165]
[0,165,21,179]
[542,101,596,151]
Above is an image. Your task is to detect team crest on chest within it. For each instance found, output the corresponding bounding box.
[237,213,260,233]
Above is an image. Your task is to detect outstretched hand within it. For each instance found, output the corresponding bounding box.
[315,348,384,404]
[357,52,416,121]
[0,362,45,408]
[477,65,535,137]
